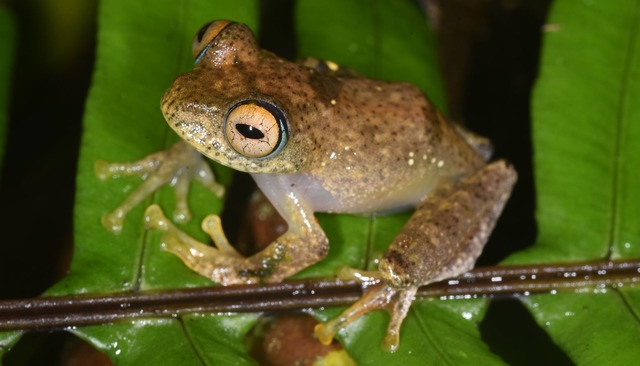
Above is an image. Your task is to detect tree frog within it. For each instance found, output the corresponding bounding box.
[95,20,516,352]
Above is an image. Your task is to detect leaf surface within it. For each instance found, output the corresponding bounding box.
[508,1,640,363]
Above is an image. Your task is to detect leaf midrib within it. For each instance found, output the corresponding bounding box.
[607,0,640,260]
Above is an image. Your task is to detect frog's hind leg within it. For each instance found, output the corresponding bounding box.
[317,160,516,352]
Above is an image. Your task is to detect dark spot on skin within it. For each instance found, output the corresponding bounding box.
[317,245,329,258]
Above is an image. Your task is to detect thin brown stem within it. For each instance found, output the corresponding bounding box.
[0,259,638,332]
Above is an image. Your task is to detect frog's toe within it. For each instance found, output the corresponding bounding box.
[193,157,225,198]
[94,160,111,180]
[171,173,192,224]
[144,204,171,231]
[101,210,125,234]
[381,287,417,352]
[172,206,192,224]
[201,214,242,257]
[314,321,337,346]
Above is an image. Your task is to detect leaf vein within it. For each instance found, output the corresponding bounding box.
[411,308,455,365]
[179,318,209,366]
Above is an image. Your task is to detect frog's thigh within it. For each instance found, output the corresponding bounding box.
[380,160,516,287]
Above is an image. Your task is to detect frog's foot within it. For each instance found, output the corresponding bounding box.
[95,141,224,233]
[144,205,264,285]
[315,267,417,352]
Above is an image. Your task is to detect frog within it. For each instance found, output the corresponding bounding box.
[95,20,517,352]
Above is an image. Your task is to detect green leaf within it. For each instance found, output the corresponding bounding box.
[508,0,640,363]
[0,7,14,172]
[71,314,259,365]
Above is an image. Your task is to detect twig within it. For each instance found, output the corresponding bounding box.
[0,259,638,332]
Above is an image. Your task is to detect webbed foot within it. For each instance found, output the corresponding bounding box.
[315,268,417,353]
[144,204,257,284]
[95,141,224,233]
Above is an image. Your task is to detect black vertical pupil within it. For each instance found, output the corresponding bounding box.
[236,124,265,139]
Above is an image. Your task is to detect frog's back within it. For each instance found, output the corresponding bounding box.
[282,69,486,213]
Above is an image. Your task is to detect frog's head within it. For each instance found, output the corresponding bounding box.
[161,20,313,174]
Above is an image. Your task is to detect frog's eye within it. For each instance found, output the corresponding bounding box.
[224,100,288,159]
[192,20,233,63]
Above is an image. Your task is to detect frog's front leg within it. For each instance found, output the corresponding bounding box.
[146,174,329,284]
[95,141,224,233]
[316,160,517,351]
